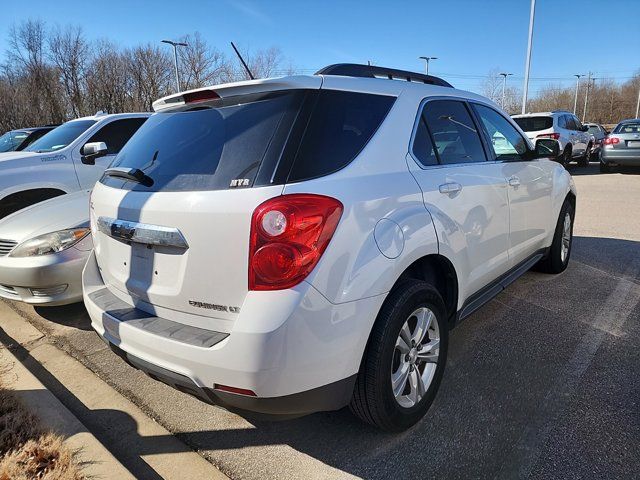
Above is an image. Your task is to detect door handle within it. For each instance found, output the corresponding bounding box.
[508,175,521,187]
[439,182,462,194]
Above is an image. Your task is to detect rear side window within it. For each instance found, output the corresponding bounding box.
[87,118,148,155]
[412,116,438,166]
[421,100,486,165]
[287,90,395,182]
[513,116,553,132]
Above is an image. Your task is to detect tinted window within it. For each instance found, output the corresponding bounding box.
[26,120,95,152]
[513,116,553,132]
[412,116,438,166]
[572,116,583,131]
[287,90,395,181]
[565,115,578,130]
[421,100,486,164]
[0,131,28,152]
[104,91,305,192]
[587,125,601,134]
[557,115,567,129]
[87,118,147,155]
[473,104,528,160]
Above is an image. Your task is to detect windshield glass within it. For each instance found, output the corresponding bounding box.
[614,123,640,134]
[587,125,601,134]
[513,116,553,132]
[26,120,95,152]
[0,131,28,152]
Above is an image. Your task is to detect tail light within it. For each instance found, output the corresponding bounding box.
[536,132,560,140]
[603,137,619,145]
[249,194,343,291]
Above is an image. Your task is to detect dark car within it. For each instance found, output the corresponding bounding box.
[0,125,59,153]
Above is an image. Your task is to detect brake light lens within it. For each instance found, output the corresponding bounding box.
[603,137,619,145]
[249,194,343,291]
[183,89,219,104]
[536,132,560,140]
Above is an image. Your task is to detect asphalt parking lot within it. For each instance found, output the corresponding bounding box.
[2,162,639,480]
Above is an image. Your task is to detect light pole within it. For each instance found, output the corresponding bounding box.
[418,56,438,76]
[636,84,640,118]
[499,73,513,110]
[573,74,584,115]
[521,0,536,114]
[162,39,188,92]
[582,72,593,122]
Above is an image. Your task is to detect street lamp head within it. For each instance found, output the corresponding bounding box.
[419,56,438,61]
[499,72,513,77]
[574,74,584,78]
[161,39,188,47]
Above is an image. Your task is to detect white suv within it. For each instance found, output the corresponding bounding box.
[83,64,576,431]
[0,112,149,219]
[512,111,592,167]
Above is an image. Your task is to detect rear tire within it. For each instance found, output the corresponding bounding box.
[350,279,448,432]
[599,161,611,173]
[559,146,571,168]
[536,199,574,274]
[577,143,592,167]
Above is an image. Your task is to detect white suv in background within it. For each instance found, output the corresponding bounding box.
[513,111,592,167]
[0,112,149,219]
[83,64,576,432]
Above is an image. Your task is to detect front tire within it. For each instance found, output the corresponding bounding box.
[350,280,448,432]
[536,199,574,274]
[559,146,572,168]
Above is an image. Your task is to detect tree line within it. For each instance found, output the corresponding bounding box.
[481,68,640,124]
[0,19,291,132]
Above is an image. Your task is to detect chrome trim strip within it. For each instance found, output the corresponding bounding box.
[97,217,189,249]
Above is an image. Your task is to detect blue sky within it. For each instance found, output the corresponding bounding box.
[2,0,639,95]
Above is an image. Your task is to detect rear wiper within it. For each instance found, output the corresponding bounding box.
[104,167,153,187]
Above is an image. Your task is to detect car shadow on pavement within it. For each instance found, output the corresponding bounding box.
[568,162,640,176]
[33,302,93,331]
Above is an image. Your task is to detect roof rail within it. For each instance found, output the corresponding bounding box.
[315,63,453,88]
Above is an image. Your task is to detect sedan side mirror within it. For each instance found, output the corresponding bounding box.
[581,125,589,132]
[81,142,108,165]
[534,138,560,160]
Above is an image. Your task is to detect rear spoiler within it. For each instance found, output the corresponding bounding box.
[152,76,322,112]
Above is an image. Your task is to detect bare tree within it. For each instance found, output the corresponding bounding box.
[126,44,173,110]
[178,32,232,89]
[85,40,132,114]
[49,25,90,116]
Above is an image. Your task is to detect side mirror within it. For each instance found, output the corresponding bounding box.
[581,125,589,132]
[534,138,560,160]
[81,142,108,165]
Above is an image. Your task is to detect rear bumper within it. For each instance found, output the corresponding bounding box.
[601,149,640,166]
[0,246,88,305]
[83,251,385,416]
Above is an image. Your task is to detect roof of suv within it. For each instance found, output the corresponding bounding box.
[152,63,497,112]
[71,112,150,123]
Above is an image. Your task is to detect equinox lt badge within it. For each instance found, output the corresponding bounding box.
[189,300,240,313]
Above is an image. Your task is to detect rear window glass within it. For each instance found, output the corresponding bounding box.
[513,116,553,132]
[102,89,395,192]
[587,125,601,134]
[26,120,95,152]
[614,123,640,134]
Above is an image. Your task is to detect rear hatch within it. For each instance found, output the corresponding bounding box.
[512,115,554,141]
[90,76,396,321]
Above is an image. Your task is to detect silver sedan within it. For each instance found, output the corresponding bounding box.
[0,190,91,306]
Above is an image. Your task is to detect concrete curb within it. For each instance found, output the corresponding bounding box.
[0,346,136,480]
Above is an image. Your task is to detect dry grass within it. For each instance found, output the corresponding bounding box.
[0,380,83,479]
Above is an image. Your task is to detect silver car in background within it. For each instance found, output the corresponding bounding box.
[600,119,640,172]
[0,190,91,305]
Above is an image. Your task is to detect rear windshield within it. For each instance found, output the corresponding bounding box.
[613,123,640,134]
[101,89,395,192]
[587,125,601,134]
[26,120,95,152]
[513,116,553,132]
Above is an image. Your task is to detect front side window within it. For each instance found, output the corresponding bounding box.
[572,116,583,131]
[26,120,96,153]
[472,104,528,161]
[565,115,578,130]
[86,118,147,155]
[421,100,486,165]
